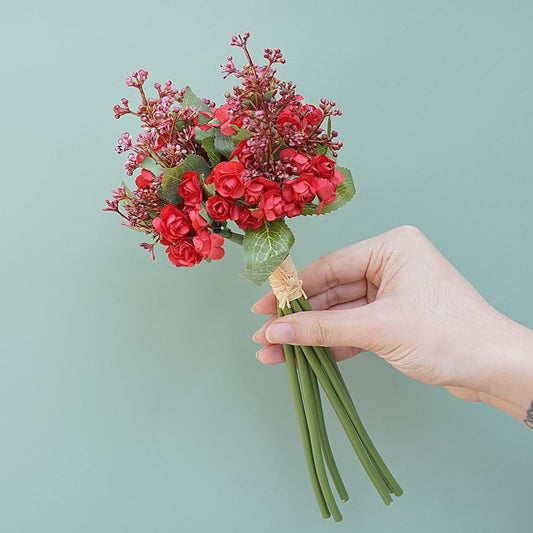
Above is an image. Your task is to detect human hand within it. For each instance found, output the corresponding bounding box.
[252,226,533,416]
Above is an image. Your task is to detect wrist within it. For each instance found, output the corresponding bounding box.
[473,312,533,424]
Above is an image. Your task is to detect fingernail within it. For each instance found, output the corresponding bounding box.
[251,303,259,314]
[252,331,260,343]
[256,349,265,362]
[266,322,294,344]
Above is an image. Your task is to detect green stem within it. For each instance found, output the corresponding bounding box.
[295,296,403,498]
[310,369,349,503]
[220,229,244,246]
[295,345,343,522]
[298,342,393,505]
[278,307,330,519]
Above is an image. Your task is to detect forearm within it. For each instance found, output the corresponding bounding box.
[474,314,533,428]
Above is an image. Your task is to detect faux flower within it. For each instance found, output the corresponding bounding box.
[207,161,246,199]
[178,171,204,206]
[165,238,202,267]
[152,204,192,245]
[193,229,225,260]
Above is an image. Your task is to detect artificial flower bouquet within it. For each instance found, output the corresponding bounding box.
[105,33,402,521]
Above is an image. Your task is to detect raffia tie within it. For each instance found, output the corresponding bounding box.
[268,254,307,310]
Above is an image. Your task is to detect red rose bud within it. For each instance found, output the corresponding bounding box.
[310,154,335,179]
[235,206,264,230]
[207,161,246,199]
[193,229,225,261]
[244,176,279,205]
[178,171,203,206]
[282,175,316,204]
[166,238,202,267]
[205,195,239,221]
[259,189,286,221]
[153,204,192,245]
[135,168,155,189]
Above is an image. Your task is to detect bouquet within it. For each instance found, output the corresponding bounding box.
[105,33,402,521]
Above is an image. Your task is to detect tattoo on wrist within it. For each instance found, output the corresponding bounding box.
[524,401,533,429]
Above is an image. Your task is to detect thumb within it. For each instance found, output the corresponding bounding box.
[265,302,383,349]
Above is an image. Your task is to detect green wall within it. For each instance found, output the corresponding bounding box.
[2,1,532,531]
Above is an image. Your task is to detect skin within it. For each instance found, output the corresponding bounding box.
[252,226,533,427]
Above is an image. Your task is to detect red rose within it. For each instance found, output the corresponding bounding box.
[314,178,337,214]
[284,201,304,218]
[244,177,279,205]
[277,106,301,130]
[230,140,254,166]
[259,189,286,221]
[310,154,335,179]
[235,206,263,230]
[205,195,240,221]
[213,104,244,136]
[206,161,246,199]
[279,148,311,175]
[153,204,192,245]
[135,168,155,189]
[332,169,344,185]
[186,205,209,231]
[193,229,225,261]
[302,104,323,128]
[282,175,316,204]
[166,238,202,267]
[178,171,203,206]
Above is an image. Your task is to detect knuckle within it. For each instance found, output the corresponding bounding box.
[310,316,334,346]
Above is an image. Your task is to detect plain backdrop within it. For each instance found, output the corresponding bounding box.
[1,1,532,532]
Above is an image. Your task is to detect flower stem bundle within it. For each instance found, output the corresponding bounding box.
[270,258,402,521]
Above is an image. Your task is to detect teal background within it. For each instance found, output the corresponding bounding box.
[1,1,532,531]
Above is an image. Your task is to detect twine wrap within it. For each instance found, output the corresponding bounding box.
[268,254,307,310]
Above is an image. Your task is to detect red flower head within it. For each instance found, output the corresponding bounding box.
[206,161,246,199]
[302,104,323,128]
[153,204,192,245]
[166,238,202,267]
[205,195,240,221]
[277,106,301,130]
[135,168,155,189]
[311,154,335,180]
[186,205,209,231]
[282,175,316,204]
[230,140,254,166]
[259,188,287,221]
[193,229,225,260]
[213,104,245,136]
[178,171,204,206]
[235,206,264,230]
[244,177,279,206]
[280,148,311,175]
[314,178,337,214]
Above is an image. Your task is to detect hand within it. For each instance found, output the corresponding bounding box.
[252,226,533,424]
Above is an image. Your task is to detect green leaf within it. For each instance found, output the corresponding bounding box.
[214,129,237,159]
[314,145,329,155]
[232,127,254,142]
[161,154,211,205]
[200,135,221,167]
[182,86,212,115]
[139,157,163,176]
[241,219,295,285]
[301,166,356,216]
[194,126,215,141]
